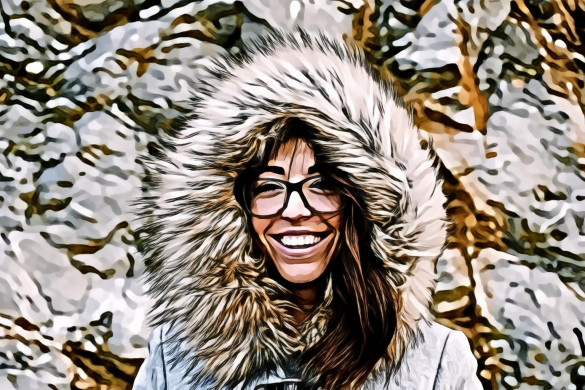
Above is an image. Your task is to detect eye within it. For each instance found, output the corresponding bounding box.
[252,182,285,197]
[308,177,335,192]
[256,183,280,193]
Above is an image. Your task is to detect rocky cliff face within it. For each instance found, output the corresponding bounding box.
[1,1,583,389]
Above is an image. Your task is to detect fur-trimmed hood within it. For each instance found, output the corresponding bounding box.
[138,30,447,388]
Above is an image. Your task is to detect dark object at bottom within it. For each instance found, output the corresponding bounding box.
[254,379,314,390]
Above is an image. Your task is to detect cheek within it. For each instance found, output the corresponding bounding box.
[326,215,343,238]
[251,218,271,248]
[327,216,343,256]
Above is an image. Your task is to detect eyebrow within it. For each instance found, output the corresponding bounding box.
[308,164,320,174]
[258,166,285,175]
[258,164,321,175]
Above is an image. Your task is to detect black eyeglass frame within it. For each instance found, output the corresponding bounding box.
[242,175,344,218]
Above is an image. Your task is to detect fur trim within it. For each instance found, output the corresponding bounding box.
[137,29,447,388]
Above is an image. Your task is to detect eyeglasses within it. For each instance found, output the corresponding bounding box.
[243,175,342,218]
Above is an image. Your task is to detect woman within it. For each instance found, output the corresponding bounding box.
[133,30,482,389]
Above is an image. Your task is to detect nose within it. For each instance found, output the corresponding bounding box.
[281,190,311,219]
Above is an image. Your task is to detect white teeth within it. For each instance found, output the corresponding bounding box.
[280,235,322,247]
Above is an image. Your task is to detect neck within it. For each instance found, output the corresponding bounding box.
[268,264,326,325]
[289,282,321,323]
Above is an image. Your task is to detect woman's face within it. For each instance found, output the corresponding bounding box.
[250,139,342,284]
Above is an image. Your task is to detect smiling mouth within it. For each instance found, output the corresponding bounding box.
[271,232,330,249]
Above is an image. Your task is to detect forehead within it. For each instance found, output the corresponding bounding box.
[266,139,315,175]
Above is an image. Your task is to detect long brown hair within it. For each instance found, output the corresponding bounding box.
[301,195,397,389]
[238,118,397,389]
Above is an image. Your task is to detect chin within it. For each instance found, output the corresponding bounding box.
[275,261,326,284]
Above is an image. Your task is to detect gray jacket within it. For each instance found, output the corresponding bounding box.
[133,320,482,389]
[135,29,483,390]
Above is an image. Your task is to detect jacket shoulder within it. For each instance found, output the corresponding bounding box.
[133,326,168,390]
[383,322,482,389]
[133,325,248,389]
[431,324,483,389]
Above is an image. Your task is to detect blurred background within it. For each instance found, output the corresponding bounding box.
[0,0,584,389]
